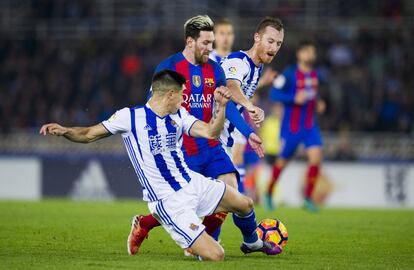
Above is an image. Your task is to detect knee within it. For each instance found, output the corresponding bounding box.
[206,246,225,261]
[245,196,254,211]
[238,195,253,214]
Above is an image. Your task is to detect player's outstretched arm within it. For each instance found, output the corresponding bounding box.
[226,101,254,138]
[189,86,231,139]
[39,123,111,143]
[227,79,252,109]
[227,80,264,127]
[225,101,265,158]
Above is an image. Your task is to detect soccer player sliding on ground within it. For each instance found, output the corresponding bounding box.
[39,70,282,261]
[128,15,265,254]
[266,40,326,212]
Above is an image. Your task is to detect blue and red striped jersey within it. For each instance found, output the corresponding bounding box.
[153,52,226,156]
[270,64,320,133]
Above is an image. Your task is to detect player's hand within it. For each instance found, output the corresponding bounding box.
[258,68,278,88]
[214,86,231,107]
[248,133,265,158]
[294,91,307,105]
[317,99,326,114]
[39,123,68,136]
[246,104,265,128]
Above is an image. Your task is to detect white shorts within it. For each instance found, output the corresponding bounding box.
[147,173,226,249]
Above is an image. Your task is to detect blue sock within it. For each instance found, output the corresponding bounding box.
[232,210,259,243]
[236,165,246,194]
[211,227,221,241]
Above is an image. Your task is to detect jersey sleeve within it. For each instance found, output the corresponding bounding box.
[221,58,249,83]
[215,64,227,87]
[101,107,131,134]
[269,69,295,104]
[179,107,199,136]
[226,101,254,138]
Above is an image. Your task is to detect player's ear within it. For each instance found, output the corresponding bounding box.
[166,89,175,98]
[254,32,261,43]
[186,36,194,48]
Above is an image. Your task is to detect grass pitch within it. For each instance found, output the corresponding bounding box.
[0,200,413,270]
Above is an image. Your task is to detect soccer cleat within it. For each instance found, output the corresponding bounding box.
[264,194,276,211]
[303,198,319,213]
[240,241,282,255]
[127,215,149,255]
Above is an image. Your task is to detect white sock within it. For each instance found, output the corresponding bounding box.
[244,238,263,249]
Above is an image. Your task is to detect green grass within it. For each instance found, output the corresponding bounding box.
[0,200,413,270]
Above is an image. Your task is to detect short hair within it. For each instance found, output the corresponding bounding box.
[255,16,283,34]
[151,70,186,94]
[297,39,316,52]
[184,15,214,40]
[214,18,233,31]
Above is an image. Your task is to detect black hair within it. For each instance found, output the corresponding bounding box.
[152,69,186,93]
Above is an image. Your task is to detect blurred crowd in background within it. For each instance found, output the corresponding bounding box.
[1,0,413,135]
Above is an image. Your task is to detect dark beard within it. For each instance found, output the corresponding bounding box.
[195,50,208,64]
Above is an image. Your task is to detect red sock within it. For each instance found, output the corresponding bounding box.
[267,164,283,195]
[202,212,228,236]
[304,165,320,199]
[139,214,160,231]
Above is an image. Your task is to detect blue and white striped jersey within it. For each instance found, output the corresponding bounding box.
[220,50,263,147]
[209,49,225,64]
[102,104,199,202]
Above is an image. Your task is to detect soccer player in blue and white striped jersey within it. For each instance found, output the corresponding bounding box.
[219,17,283,191]
[220,17,284,150]
[39,70,282,261]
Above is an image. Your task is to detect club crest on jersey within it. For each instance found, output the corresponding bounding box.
[192,75,201,87]
[170,120,177,127]
[189,223,199,231]
[204,78,215,88]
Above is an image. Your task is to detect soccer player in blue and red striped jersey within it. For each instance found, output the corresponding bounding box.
[266,40,326,212]
[128,15,265,255]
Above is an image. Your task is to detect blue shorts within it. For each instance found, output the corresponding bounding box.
[184,145,239,180]
[279,126,323,159]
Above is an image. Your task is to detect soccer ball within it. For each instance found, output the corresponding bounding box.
[256,218,288,248]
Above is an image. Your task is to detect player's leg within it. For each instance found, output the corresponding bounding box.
[194,173,281,256]
[189,232,225,261]
[201,146,238,241]
[128,154,208,255]
[201,172,234,240]
[148,180,226,261]
[265,133,300,210]
[214,183,282,255]
[305,147,322,194]
[303,127,323,212]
